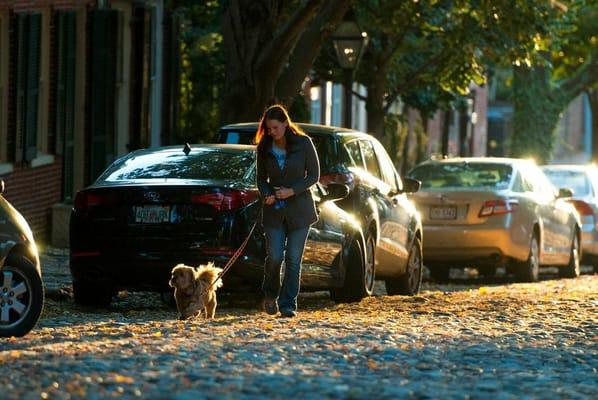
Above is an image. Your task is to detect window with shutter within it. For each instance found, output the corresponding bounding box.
[13,13,41,164]
[24,13,41,162]
[129,6,151,151]
[14,14,27,163]
[88,9,118,183]
[55,11,76,201]
[0,16,5,163]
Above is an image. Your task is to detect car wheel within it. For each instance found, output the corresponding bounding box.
[330,240,367,303]
[478,266,497,278]
[73,279,114,307]
[517,234,540,282]
[386,237,423,296]
[559,234,580,278]
[363,234,376,296]
[0,254,44,337]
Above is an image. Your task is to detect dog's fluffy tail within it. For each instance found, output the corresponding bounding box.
[196,262,224,289]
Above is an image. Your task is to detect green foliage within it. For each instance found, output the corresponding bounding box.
[351,0,557,111]
[510,0,598,161]
[172,1,226,144]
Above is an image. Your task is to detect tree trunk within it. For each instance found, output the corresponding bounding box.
[417,113,429,163]
[458,103,469,156]
[365,72,388,139]
[511,58,597,163]
[588,90,598,162]
[511,65,561,162]
[441,110,451,156]
[220,0,324,124]
[275,0,350,107]
[400,107,411,175]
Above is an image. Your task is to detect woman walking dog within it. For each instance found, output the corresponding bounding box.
[255,104,320,318]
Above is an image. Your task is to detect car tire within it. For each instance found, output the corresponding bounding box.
[363,234,376,296]
[330,240,367,303]
[429,266,450,283]
[0,254,44,337]
[517,234,540,282]
[559,234,580,278]
[386,237,423,296]
[73,279,114,307]
[478,266,497,278]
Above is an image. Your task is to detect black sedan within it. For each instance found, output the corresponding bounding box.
[70,144,370,306]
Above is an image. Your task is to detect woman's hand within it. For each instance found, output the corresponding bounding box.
[264,195,276,205]
[275,187,294,200]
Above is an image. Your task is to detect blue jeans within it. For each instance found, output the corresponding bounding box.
[262,225,310,312]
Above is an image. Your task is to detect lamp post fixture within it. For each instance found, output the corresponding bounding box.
[331,18,368,129]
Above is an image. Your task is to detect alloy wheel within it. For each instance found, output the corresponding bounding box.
[571,235,580,276]
[407,243,422,292]
[0,270,32,328]
[364,236,375,294]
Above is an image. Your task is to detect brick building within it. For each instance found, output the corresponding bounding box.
[0,0,179,245]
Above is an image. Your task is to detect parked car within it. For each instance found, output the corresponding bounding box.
[542,164,598,273]
[0,179,44,337]
[70,144,385,306]
[407,157,582,282]
[216,123,424,295]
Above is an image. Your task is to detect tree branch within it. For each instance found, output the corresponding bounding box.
[275,0,351,103]
[558,55,598,106]
[257,0,325,77]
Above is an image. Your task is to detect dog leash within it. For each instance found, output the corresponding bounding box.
[200,219,259,295]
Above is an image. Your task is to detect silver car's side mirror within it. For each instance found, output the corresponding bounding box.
[557,188,574,199]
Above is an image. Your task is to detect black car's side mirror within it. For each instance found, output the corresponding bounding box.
[0,179,4,195]
[401,178,421,194]
[322,183,350,202]
[557,187,574,199]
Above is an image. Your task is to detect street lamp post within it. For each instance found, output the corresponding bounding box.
[332,18,368,129]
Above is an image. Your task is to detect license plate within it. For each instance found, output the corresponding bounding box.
[135,206,170,223]
[430,206,457,220]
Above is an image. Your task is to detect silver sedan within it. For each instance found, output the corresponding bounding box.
[542,164,598,273]
[407,158,582,282]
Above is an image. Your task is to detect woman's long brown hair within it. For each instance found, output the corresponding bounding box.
[254,104,306,152]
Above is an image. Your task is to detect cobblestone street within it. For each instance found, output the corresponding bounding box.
[1,249,596,399]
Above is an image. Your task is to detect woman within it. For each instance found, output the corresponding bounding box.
[255,104,320,318]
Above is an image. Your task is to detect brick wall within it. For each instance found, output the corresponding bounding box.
[1,159,63,242]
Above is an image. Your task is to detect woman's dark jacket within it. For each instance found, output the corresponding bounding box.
[256,133,320,230]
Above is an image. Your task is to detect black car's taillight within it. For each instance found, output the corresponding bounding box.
[74,192,116,213]
[191,189,259,211]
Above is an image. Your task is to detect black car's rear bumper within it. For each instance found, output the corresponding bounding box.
[70,252,265,292]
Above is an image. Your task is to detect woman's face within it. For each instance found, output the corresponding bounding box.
[266,119,288,142]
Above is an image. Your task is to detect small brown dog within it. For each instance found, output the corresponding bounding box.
[169,262,223,320]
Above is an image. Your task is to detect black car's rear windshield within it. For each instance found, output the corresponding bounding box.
[409,162,513,190]
[98,149,255,182]
[217,129,336,172]
[543,169,591,196]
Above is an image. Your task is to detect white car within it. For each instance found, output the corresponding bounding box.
[542,164,598,273]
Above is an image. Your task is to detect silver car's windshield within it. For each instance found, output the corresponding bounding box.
[409,162,513,190]
[543,170,591,196]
